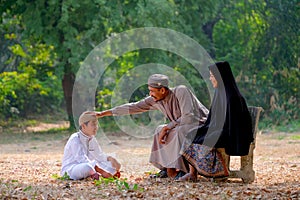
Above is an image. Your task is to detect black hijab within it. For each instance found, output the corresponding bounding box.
[192,61,253,156]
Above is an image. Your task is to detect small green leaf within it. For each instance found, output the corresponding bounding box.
[51,172,70,180]
[23,186,32,191]
[133,183,138,191]
[124,181,130,190]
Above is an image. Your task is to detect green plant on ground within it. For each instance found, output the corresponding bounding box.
[290,135,300,140]
[259,119,300,133]
[274,120,300,133]
[94,177,143,192]
[51,172,70,181]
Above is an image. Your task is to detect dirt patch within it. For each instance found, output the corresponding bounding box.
[0,131,299,199]
[25,121,69,132]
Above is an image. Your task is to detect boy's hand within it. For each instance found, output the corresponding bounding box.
[107,156,121,171]
[107,156,113,162]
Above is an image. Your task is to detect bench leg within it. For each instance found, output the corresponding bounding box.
[211,148,229,182]
[217,148,230,169]
[240,143,255,183]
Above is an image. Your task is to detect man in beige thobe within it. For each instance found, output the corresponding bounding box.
[97,74,208,178]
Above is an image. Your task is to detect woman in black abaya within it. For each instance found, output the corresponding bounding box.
[179,61,253,181]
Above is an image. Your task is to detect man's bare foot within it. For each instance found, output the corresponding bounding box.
[177,172,197,182]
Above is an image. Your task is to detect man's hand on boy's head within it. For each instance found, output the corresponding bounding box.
[95,111,102,118]
[96,110,113,118]
[95,111,103,118]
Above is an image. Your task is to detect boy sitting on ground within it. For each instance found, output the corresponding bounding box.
[61,111,121,180]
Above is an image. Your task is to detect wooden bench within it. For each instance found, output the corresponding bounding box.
[217,106,263,183]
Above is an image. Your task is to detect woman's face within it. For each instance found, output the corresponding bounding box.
[209,71,218,88]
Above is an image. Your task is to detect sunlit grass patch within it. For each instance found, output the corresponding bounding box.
[290,134,300,140]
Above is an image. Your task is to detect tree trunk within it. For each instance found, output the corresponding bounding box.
[62,72,75,129]
[202,20,218,59]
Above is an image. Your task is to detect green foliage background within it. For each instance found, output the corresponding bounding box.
[0,0,299,130]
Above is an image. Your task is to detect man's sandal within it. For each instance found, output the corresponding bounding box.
[174,171,186,180]
[149,169,168,178]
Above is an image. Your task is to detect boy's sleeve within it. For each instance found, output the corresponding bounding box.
[96,145,108,161]
[92,139,117,175]
[67,138,93,163]
[90,138,108,162]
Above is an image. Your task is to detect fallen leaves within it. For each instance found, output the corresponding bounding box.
[0,132,300,199]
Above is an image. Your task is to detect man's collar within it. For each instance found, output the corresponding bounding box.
[161,89,172,102]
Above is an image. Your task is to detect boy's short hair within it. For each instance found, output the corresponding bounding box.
[79,111,97,126]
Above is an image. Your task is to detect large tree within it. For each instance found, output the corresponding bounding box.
[213,0,300,124]
[2,0,298,127]
[1,0,194,127]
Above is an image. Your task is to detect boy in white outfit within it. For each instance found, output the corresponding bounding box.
[61,111,121,180]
